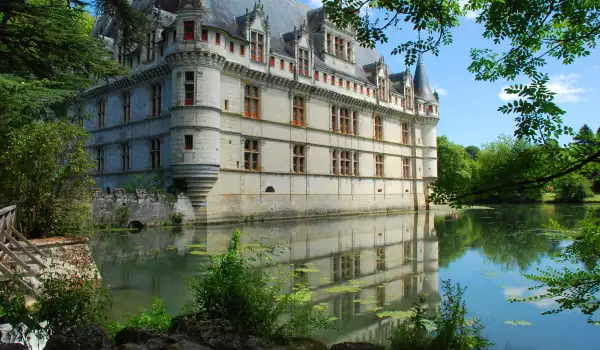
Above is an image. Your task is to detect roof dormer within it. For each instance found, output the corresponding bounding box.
[237,1,270,64]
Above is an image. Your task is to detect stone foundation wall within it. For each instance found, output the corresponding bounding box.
[91,189,194,227]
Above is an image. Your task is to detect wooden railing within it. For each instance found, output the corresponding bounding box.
[0,205,46,294]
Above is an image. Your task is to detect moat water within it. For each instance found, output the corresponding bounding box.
[91,204,600,350]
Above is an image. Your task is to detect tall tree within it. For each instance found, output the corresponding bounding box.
[574,124,596,146]
[323,0,600,197]
[433,136,478,202]
[464,145,480,160]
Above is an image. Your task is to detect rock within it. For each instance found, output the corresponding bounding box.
[329,343,384,350]
[165,341,213,350]
[169,313,273,350]
[117,345,148,350]
[0,344,28,350]
[114,328,161,346]
[43,325,115,350]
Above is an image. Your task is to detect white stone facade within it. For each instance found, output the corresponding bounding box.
[82,0,439,223]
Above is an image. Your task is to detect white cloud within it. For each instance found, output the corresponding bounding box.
[458,0,479,19]
[307,0,323,7]
[503,286,557,309]
[432,85,448,96]
[498,73,586,103]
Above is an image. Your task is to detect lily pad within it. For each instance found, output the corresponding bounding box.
[189,250,213,256]
[323,285,361,293]
[376,310,413,319]
[327,317,338,322]
[167,246,177,251]
[319,277,332,285]
[504,320,533,326]
[367,306,384,313]
[184,244,207,249]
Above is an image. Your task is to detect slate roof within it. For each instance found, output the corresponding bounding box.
[92,0,433,96]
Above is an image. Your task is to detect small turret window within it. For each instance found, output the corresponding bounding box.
[183,21,194,41]
[185,135,193,150]
[250,31,264,63]
[184,72,194,106]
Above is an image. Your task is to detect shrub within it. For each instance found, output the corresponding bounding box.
[170,212,184,225]
[389,280,493,350]
[0,270,111,345]
[553,173,593,202]
[113,205,131,227]
[106,297,172,338]
[186,229,330,343]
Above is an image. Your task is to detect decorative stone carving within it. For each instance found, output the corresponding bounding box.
[178,0,203,11]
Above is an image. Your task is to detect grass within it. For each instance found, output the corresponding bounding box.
[584,194,600,203]
[542,192,600,203]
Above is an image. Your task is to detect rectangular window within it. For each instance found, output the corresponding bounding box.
[353,152,359,176]
[314,71,319,80]
[402,122,409,144]
[250,31,264,63]
[184,71,194,106]
[201,29,208,41]
[366,87,370,96]
[331,75,335,86]
[229,41,235,53]
[327,33,332,52]
[352,111,358,136]
[150,139,161,170]
[216,32,221,45]
[374,114,382,140]
[151,84,162,117]
[96,147,104,174]
[340,150,351,175]
[404,242,412,264]
[338,78,343,87]
[280,59,284,70]
[240,45,245,56]
[224,99,229,111]
[293,96,305,126]
[347,42,353,60]
[359,85,363,94]
[244,139,260,171]
[244,85,260,119]
[346,81,350,90]
[323,73,327,82]
[293,145,305,173]
[289,62,293,72]
[121,143,130,171]
[97,100,105,129]
[403,158,411,178]
[183,21,195,41]
[340,108,350,134]
[269,56,275,67]
[378,77,386,100]
[332,150,338,175]
[375,154,383,177]
[185,135,193,150]
[406,88,412,108]
[353,83,357,92]
[401,99,405,107]
[331,106,337,132]
[298,49,309,77]
[428,105,433,113]
[122,92,131,123]
[146,32,156,62]
[335,37,341,57]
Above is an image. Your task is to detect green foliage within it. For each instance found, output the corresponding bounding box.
[170,212,184,225]
[113,205,131,227]
[517,214,600,323]
[187,229,331,343]
[106,297,172,338]
[0,120,94,238]
[432,136,478,203]
[389,280,493,350]
[0,270,111,344]
[552,172,593,202]
[122,171,167,194]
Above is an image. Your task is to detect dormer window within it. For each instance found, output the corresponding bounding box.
[183,21,194,41]
[406,87,412,108]
[298,49,309,77]
[250,31,264,63]
[347,42,353,60]
[378,77,386,100]
[327,33,332,52]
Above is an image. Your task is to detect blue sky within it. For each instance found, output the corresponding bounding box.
[300,0,600,147]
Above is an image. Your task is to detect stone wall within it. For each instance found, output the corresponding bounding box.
[91,188,194,227]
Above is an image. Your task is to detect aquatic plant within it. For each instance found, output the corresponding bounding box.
[186,229,331,343]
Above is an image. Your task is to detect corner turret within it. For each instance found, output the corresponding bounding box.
[413,55,435,102]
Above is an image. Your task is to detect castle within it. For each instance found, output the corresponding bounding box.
[82,0,439,223]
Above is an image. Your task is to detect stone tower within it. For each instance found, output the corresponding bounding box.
[166,0,226,222]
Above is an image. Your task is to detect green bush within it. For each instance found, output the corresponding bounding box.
[113,205,131,227]
[106,297,172,338]
[186,229,330,343]
[553,173,594,202]
[0,270,111,344]
[390,280,493,350]
[170,212,184,225]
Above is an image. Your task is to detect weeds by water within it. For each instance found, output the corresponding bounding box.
[106,297,172,338]
[390,280,493,350]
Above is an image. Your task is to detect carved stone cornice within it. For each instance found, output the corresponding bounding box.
[79,64,169,100]
[166,50,227,71]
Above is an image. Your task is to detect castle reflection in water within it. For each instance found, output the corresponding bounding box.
[92,211,440,345]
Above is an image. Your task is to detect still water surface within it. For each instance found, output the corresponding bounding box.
[91,205,600,350]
